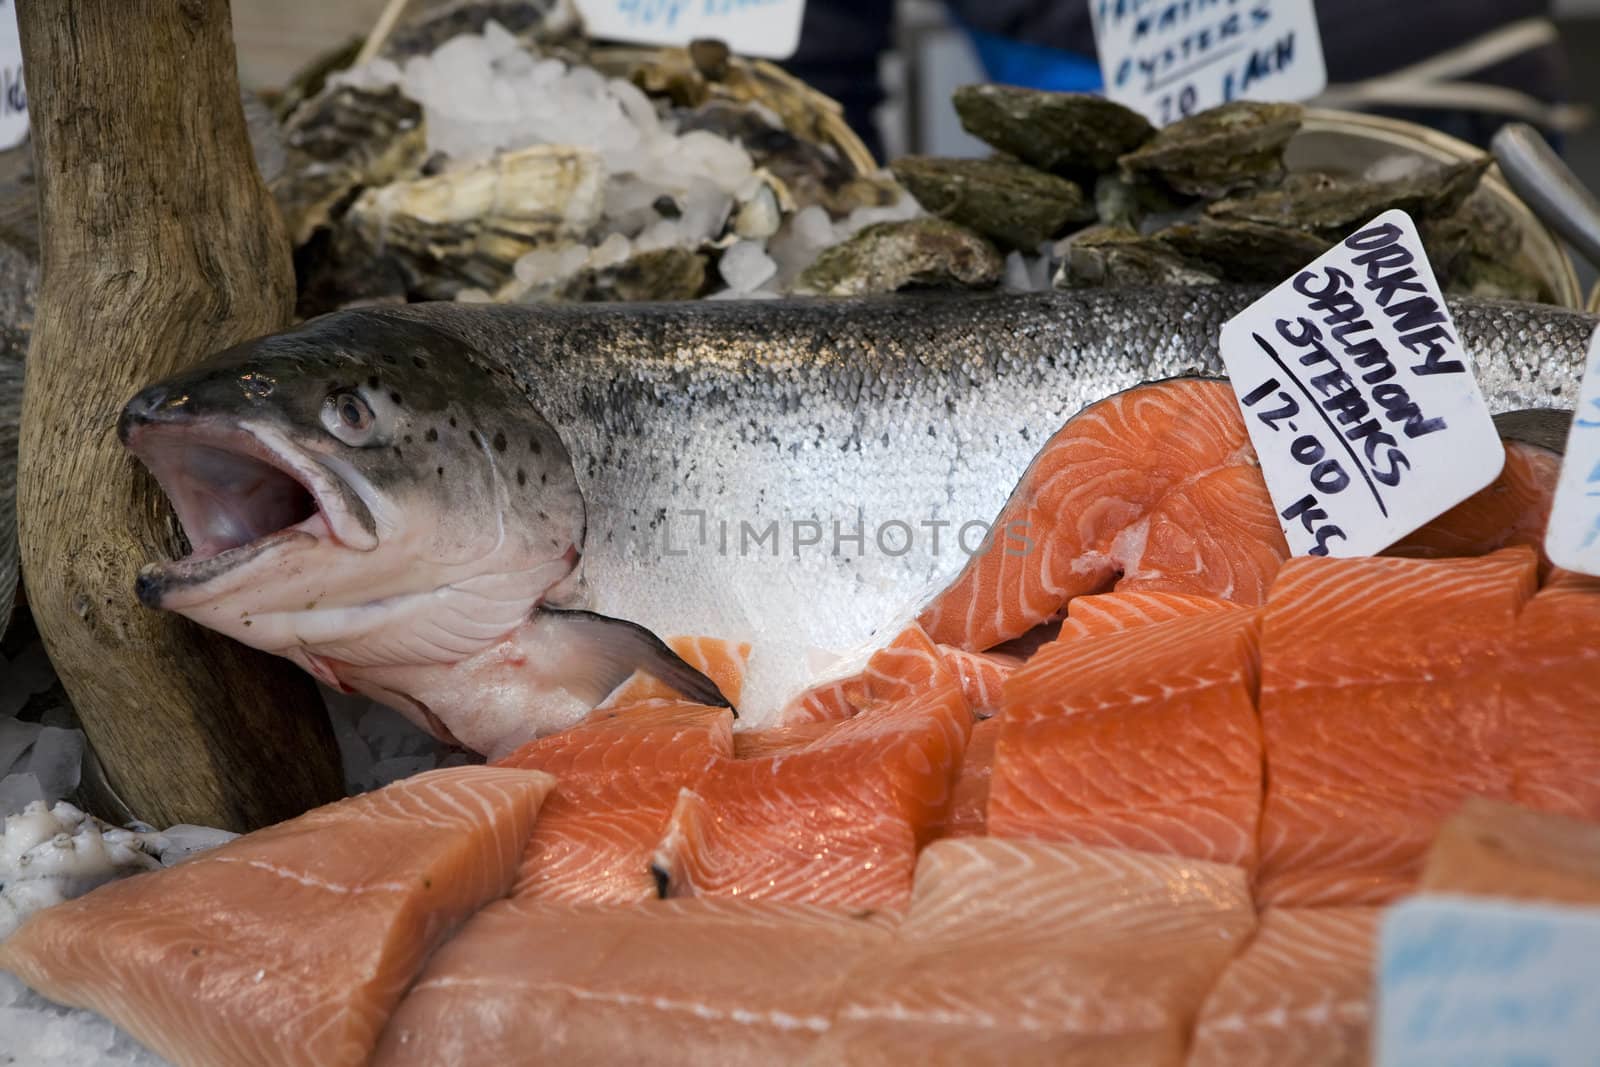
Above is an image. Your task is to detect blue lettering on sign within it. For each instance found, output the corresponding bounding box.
[614,0,686,29]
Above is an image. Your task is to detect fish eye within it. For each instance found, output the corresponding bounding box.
[322,390,378,446]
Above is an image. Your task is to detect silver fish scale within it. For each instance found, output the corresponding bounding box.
[378,287,1595,722]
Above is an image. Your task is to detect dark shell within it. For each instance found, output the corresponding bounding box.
[273,85,428,247]
[1154,216,1331,283]
[1207,158,1490,237]
[797,218,1003,296]
[552,247,709,302]
[889,155,1094,252]
[952,85,1154,176]
[1120,102,1303,199]
[1053,225,1220,289]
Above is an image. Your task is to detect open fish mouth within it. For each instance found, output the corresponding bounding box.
[121,421,377,608]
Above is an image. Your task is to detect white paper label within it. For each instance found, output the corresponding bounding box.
[1219,209,1505,558]
[1376,897,1600,1067]
[1545,326,1600,575]
[573,0,805,60]
[1088,0,1327,127]
[0,1,25,151]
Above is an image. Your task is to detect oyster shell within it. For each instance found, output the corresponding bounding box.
[552,246,708,302]
[1154,217,1332,283]
[952,86,1153,176]
[676,101,894,218]
[1054,225,1220,289]
[273,85,428,247]
[1120,102,1303,199]
[889,155,1094,252]
[796,218,1002,296]
[1207,159,1489,237]
[347,144,605,299]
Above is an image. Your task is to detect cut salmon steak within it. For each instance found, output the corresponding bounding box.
[651,681,972,911]
[819,838,1256,1065]
[494,699,734,904]
[917,378,1290,653]
[0,766,555,1067]
[1255,547,1538,906]
[1188,907,1383,1067]
[1419,797,1600,906]
[990,603,1265,870]
[372,897,895,1066]
[1505,569,1600,819]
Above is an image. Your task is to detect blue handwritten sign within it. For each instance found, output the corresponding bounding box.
[575,0,803,59]
[1376,897,1600,1066]
[1089,0,1327,127]
[1546,326,1600,575]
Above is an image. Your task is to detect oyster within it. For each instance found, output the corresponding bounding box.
[1207,159,1490,237]
[1053,225,1220,289]
[380,0,579,62]
[1423,193,1551,304]
[889,155,1094,252]
[952,85,1153,175]
[273,85,428,247]
[552,246,708,302]
[1120,102,1303,199]
[677,101,895,218]
[1154,217,1332,283]
[796,218,1002,296]
[347,144,605,299]
[597,45,877,177]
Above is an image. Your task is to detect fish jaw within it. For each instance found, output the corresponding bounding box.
[122,418,379,613]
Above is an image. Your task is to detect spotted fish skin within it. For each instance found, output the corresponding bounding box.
[388,288,1594,718]
[105,288,1595,735]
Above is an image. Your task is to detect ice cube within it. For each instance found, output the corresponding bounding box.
[719,240,778,292]
[22,727,83,803]
[0,773,45,817]
[591,232,632,269]
[0,718,40,777]
[792,205,835,249]
[155,824,238,866]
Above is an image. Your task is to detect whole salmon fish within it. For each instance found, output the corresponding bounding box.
[112,287,1594,753]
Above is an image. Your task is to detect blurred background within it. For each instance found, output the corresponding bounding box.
[233,0,1599,167]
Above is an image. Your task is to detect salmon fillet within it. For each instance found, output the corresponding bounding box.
[651,681,972,910]
[990,607,1264,870]
[1188,907,1382,1067]
[1419,797,1600,906]
[839,624,960,713]
[819,838,1256,1065]
[937,646,1020,717]
[1054,590,1236,641]
[1387,439,1560,573]
[372,897,894,1066]
[917,378,1288,652]
[1505,570,1600,818]
[494,699,733,904]
[779,678,857,724]
[0,766,555,1067]
[1255,548,1539,906]
[936,716,999,839]
[600,635,752,708]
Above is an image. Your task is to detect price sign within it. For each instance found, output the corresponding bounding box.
[574,0,805,60]
[1089,0,1327,127]
[1377,897,1600,1066]
[1219,209,1504,558]
[1545,326,1600,575]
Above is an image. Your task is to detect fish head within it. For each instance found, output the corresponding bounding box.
[117,312,587,679]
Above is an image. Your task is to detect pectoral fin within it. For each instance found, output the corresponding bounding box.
[534,608,736,714]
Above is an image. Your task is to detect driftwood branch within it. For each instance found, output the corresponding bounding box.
[16,0,342,830]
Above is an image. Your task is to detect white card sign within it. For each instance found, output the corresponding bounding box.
[574,0,805,60]
[1545,326,1600,575]
[1219,209,1505,558]
[1376,897,1600,1067]
[1088,0,1327,127]
[0,1,24,151]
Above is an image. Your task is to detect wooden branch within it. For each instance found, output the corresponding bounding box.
[16,0,343,830]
